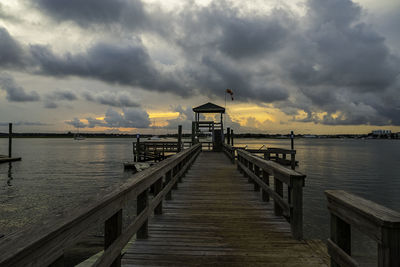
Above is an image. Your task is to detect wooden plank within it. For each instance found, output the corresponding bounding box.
[104,210,122,267]
[122,152,326,266]
[237,161,290,216]
[0,144,201,266]
[325,190,400,228]
[327,238,359,267]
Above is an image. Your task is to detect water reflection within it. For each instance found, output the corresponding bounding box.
[7,163,13,186]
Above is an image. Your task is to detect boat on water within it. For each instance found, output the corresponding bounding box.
[74,134,85,140]
[147,136,161,140]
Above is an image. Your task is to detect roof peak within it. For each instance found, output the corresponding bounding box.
[193,102,225,113]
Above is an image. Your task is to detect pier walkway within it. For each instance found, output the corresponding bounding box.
[122,152,329,266]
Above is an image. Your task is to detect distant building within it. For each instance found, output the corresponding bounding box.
[371,130,391,135]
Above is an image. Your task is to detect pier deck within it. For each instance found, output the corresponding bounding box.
[122,152,329,266]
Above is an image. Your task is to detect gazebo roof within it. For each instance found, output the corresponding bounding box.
[193,102,225,113]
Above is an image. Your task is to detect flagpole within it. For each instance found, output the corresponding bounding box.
[224,91,227,132]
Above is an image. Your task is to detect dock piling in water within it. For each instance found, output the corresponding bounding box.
[8,123,12,158]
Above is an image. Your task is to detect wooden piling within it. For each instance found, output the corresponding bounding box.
[291,131,294,150]
[8,123,12,158]
[231,129,234,146]
[136,135,141,162]
[177,125,182,152]
[191,122,196,145]
[105,209,122,267]
[226,127,230,144]
[137,190,149,239]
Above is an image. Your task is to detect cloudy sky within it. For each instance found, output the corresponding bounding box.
[0,0,399,134]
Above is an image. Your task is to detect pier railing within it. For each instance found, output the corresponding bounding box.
[0,144,202,267]
[222,143,235,162]
[326,190,400,267]
[236,149,306,240]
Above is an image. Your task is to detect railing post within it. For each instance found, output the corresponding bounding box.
[105,209,122,267]
[247,161,252,183]
[330,213,351,267]
[136,136,141,162]
[172,165,178,189]
[290,177,303,240]
[237,153,242,173]
[166,170,172,200]
[137,190,149,239]
[262,170,270,202]
[291,152,296,170]
[154,177,163,215]
[254,165,260,191]
[177,125,182,152]
[178,161,183,182]
[8,123,12,158]
[230,129,234,146]
[378,227,400,267]
[227,127,230,144]
[49,254,64,267]
[274,177,283,216]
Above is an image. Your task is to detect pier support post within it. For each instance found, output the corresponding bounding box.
[254,165,260,192]
[105,209,122,267]
[172,165,178,189]
[274,178,283,216]
[291,131,294,150]
[137,190,149,239]
[226,127,230,144]
[136,135,141,162]
[330,214,351,267]
[154,177,163,215]
[166,170,172,200]
[191,122,196,145]
[262,170,270,201]
[177,125,182,152]
[8,123,12,158]
[230,129,234,146]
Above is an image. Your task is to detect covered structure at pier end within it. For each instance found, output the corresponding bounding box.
[192,102,225,151]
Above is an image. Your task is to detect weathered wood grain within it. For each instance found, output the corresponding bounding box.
[122,152,328,266]
[326,190,400,267]
[0,144,201,266]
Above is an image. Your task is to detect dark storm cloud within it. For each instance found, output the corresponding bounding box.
[46,91,78,101]
[0,73,40,102]
[104,108,151,128]
[0,27,25,68]
[163,106,194,130]
[42,91,77,109]
[82,91,140,108]
[275,0,400,125]
[2,0,400,127]
[69,108,151,129]
[30,41,189,96]
[65,118,87,128]
[287,2,398,92]
[0,121,50,126]
[34,0,146,29]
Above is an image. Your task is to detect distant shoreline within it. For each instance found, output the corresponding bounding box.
[0,133,398,139]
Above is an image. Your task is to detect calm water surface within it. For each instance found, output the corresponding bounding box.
[1,138,399,263]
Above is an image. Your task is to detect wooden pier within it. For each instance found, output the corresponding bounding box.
[122,151,328,266]
[1,142,400,266]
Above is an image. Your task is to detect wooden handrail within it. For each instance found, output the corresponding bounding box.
[236,149,306,240]
[325,190,400,267]
[0,144,202,267]
[222,143,235,163]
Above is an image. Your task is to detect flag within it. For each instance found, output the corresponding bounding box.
[226,89,234,100]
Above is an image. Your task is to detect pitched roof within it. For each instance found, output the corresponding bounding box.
[193,102,225,113]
